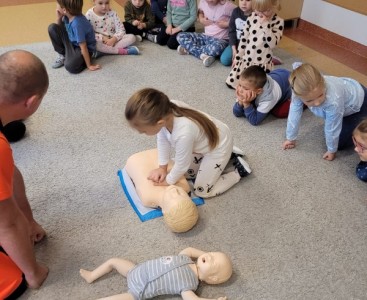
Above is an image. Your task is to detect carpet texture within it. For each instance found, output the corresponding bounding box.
[1,41,366,300]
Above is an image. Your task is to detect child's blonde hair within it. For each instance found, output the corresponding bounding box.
[251,0,280,12]
[125,88,219,150]
[57,0,83,15]
[289,63,325,97]
[353,119,367,135]
[163,198,199,233]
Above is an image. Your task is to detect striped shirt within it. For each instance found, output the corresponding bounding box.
[127,255,199,299]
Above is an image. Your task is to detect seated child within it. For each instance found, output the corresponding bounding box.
[176,0,236,67]
[80,247,232,300]
[157,0,197,49]
[48,0,101,74]
[86,0,139,55]
[352,119,367,182]
[233,65,291,125]
[283,63,367,161]
[220,0,252,66]
[125,149,199,233]
[123,0,156,41]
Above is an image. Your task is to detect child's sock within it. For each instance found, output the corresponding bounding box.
[118,48,128,55]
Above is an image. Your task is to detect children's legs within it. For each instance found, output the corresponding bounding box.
[177,33,206,58]
[48,23,67,56]
[193,150,242,198]
[220,45,233,66]
[80,258,135,284]
[184,153,204,180]
[201,36,228,57]
[339,85,367,150]
[123,22,144,37]
[156,24,169,45]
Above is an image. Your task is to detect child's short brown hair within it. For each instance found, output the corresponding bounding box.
[240,65,267,89]
[57,0,83,15]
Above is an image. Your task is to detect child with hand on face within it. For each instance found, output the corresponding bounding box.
[123,0,156,41]
[220,0,252,66]
[176,0,236,67]
[226,0,284,88]
[233,65,291,125]
[125,88,252,199]
[80,247,232,300]
[48,0,101,73]
[283,63,367,161]
[351,119,367,182]
[86,0,139,55]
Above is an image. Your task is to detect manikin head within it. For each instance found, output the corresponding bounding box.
[196,252,233,284]
[0,50,49,125]
[289,63,326,108]
[162,186,199,233]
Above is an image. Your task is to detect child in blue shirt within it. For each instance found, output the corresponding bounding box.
[283,63,367,161]
[220,0,252,66]
[233,65,291,125]
[48,0,101,74]
[352,119,367,182]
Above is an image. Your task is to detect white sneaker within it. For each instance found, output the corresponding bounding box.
[52,54,65,69]
[200,54,215,67]
[135,35,143,42]
[177,45,188,55]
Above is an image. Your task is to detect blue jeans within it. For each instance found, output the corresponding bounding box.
[177,32,228,59]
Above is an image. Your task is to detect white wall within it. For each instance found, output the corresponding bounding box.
[301,0,367,46]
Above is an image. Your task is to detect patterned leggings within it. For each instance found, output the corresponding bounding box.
[176,32,228,59]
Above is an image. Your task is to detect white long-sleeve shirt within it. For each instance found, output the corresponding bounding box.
[157,100,232,185]
[286,76,364,152]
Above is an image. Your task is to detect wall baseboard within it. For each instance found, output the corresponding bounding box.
[297,19,367,59]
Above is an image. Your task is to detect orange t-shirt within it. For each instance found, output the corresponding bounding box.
[0,134,21,298]
[0,132,14,201]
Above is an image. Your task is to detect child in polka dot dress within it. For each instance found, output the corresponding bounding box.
[226,0,284,89]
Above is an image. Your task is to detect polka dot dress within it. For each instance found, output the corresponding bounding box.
[226,12,284,88]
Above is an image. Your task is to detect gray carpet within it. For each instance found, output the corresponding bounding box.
[1,41,366,300]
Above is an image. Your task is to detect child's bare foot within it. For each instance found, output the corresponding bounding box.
[80,269,94,283]
[25,263,49,289]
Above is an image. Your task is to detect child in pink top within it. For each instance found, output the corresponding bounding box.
[176,0,235,67]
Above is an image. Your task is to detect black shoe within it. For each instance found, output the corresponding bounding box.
[0,120,26,142]
[234,156,252,178]
[230,146,245,160]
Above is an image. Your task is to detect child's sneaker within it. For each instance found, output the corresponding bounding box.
[230,146,245,160]
[126,46,140,55]
[135,35,143,42]
[234,156,252,178]
[200,54,215,67]
[272,56,283,65]
[146,33,157,43]
[177,45,188,55]
[52,54,65,69]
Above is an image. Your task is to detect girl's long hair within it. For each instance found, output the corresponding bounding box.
[125,88,219,149]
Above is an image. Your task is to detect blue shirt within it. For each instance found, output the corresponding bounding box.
[63,15,96,52]
[286,76,364,152]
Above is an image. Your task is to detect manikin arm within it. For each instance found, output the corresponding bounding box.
[179,247,206,258]
[181,290,227,300]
